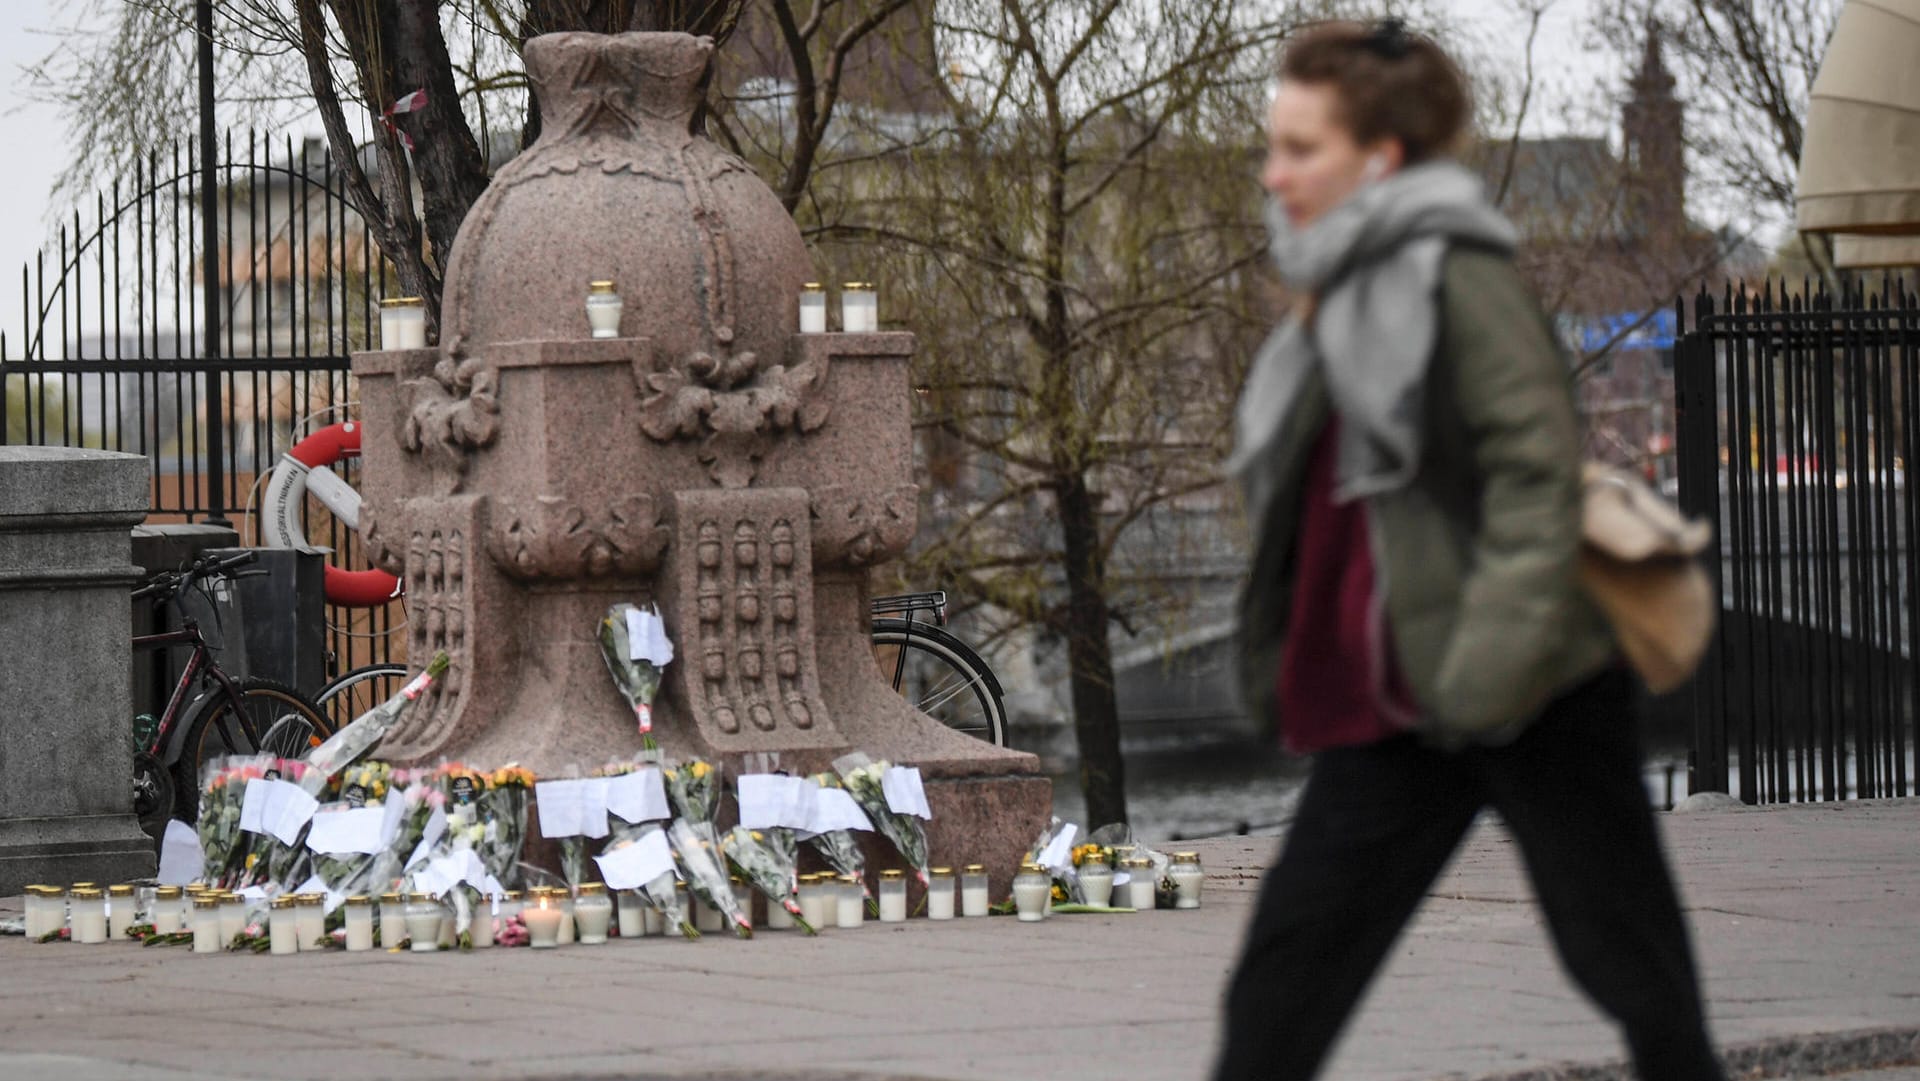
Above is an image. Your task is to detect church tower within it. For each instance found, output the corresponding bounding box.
[1622,21,1687,248]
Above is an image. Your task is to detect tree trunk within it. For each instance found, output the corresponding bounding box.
[1056,471,1127,827]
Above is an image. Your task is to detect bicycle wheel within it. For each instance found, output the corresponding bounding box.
[871,619,1007,746]
[172,677,334,821]
[314,662,410,731]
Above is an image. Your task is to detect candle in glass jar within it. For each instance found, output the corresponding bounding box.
[22,885,50,939]
[926,868,956,920]
[730,877,753,931]
[470,899,495,949]
[835,874,865,929]
[1122,857,1157,909]
[499,890,524,923]
[191,897,223,953]
[152,886,185,934]
[616,889,645,939]
[877,869,908,923]
[378,296,427,349]
[694,893,723,934]
[378,892,405,949]
[574,883,613,945]
[217,893,247,946]
[106,884,136,940]
[794,875,823,929]
[1077,858,1114,907]
[523,889,563,949]
[765,889,795,930]
[585,280,623,338]
[405,893,443,952]
[558,892,577,944]
[343,896,374,952]
[69,888,107,944]
[1168,851,1204,909]
[1012,864,1051,922]
[295,893,326,948]
[269,897,299,955]
[960,864,991,918]
[642,900,665,936]
[799,282,827,333]
[841,282,877,332]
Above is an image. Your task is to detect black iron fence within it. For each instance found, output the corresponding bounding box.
[1674,279,1920,803]
[0,132,404,685]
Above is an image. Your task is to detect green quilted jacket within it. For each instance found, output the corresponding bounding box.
[1236,245,1615,745]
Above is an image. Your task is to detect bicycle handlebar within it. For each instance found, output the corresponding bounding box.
[132,549,259,601]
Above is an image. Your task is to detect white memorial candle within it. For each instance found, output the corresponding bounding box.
[269,898,299,955]
[927,868,956,920]
[799,282,827,333]
[344,896,374,952]
[960,863,991,918]
[378,297,427,350]
[877,870,908,923]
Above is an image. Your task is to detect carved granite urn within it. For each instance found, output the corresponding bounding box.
[351,32,1048,882]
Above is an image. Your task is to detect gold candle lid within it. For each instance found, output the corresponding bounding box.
[70,887,103,900]
[843,281,874,290]
[109,884,135,897]
[379,296,424,308]
[345,895,372,907]
[588,279,617,293]
[271,896,297,910]
[192,896,221,910]
[295,893,324,906]
[1123,856,1153,868]
[880,869,905,880]
[801,281,824,291]
[69,882,97,891]
[1172,852,1201,864]
[839,873,860,884]
[579,882,607,895]
[503,890,523,901]
[963,864,986,874]
[930,867,953,876]
[155,886,183,900]
[379,892,404,904]
[406,892,436,904]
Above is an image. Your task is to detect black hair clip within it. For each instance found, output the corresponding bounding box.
[1365,18,1411,59]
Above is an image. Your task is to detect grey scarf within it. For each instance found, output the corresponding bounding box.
[1228,161,1517,523]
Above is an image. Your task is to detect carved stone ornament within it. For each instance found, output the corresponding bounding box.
[636,352,832,487]
[811,483,918,568]
[485,493,671,580]
[398,356,501,494]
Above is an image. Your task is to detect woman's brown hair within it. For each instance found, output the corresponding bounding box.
[1278,19,1470,165]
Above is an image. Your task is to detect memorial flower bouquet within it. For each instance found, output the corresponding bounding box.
[663,757,722,854]
[835,753,930,887]
[252,758,321,889]
[803,772,873,914]
[605,819,698,940]
[303,651,450,783]
[599,602,673,752]
[723,826,815,934]
[367,780,444,892]
[338,760,393,808]
[198,756,269,887]
[669,818,751,938]
[479,765,533,887]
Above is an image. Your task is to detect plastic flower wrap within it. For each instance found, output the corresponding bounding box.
[835,752,931,887]
[366,779,445,893]
[249,758,321,889]
[302,651,450,784]
[669,818,750,938]
[803,772,873,913]
[1026,816,1082,902]
[663,757,721,857]
[599,603,673,751]
[724,826,815,934]
[198,755,270,887]
[605,819,698,940]
[479,765,533,887]
[338,760,393,808]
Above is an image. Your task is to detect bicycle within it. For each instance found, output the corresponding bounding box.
[131,550,335,834]
[316,590,1009,748]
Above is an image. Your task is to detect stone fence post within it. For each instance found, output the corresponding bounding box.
[0,447,157,893]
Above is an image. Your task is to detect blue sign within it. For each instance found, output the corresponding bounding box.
[1577,308,1677,353]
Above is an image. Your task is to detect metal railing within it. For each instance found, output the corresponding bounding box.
[0,132,403,685]
[1674,279,1920,803]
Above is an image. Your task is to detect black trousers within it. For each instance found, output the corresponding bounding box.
[1213,670,1724,1081]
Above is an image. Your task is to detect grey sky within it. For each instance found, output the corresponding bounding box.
[0,1,1668,345]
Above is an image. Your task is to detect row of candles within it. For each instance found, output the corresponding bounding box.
[374,281,882,350]
[18,852,1205,953]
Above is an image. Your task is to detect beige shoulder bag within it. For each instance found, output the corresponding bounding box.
[1576,463,1716,694]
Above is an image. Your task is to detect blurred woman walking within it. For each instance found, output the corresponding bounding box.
[1215,20,1723,1081]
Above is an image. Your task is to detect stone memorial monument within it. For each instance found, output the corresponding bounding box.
[0,447,158,894]
[352,31,1049,883]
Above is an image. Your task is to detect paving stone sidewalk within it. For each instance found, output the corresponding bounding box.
[1,798,1915,1081]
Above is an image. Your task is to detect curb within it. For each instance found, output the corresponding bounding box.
[1445,1026,1920,1081]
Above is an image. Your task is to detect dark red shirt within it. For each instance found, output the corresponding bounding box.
[1275,420,1420,754]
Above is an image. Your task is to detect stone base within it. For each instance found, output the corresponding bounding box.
[0,814,157,895]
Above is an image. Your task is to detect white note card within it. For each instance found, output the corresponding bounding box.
[157,820,203,886]
[241,777,320,845]
[305,805,389,855]
[535,778,611,838]
[606,768,669,824]
[594,828,675,890]
[881,766,933,820]
[737,774,812,829]
[807,787,873,833]
[1037,823,1079,872]
[624,605,675,666]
